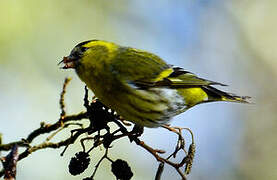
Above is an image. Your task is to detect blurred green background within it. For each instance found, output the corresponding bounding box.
[0,0,276,179]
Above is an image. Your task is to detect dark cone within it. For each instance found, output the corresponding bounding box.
[68,152,90,176]
[111,159,133,180]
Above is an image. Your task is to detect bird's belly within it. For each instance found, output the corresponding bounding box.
[99,87,187,127]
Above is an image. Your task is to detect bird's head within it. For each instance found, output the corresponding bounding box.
[59,40,117,69]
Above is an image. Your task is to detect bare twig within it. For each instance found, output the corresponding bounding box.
[155,162,164,180]
[90,148,112,179]
[0,145,19,180]
[60,77,72,119]
[0,78,196,180]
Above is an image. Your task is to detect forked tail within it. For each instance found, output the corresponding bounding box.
[202,86,251,103]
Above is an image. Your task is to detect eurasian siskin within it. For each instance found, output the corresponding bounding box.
[60,40,250,127]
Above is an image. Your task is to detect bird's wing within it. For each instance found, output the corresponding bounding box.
[112,47,226,89]
[111,47,170,83]
[134,66,228,88]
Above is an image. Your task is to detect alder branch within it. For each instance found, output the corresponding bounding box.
[0,78,196,180]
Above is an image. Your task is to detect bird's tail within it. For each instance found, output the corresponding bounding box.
[202,86,251,104]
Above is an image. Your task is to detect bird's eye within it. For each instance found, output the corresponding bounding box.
[80,47,88,52]
[70,47,88,59]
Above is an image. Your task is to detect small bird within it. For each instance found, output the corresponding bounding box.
[60,40,250,128]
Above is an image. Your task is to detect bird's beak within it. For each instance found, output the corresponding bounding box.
[58,56,76,69]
